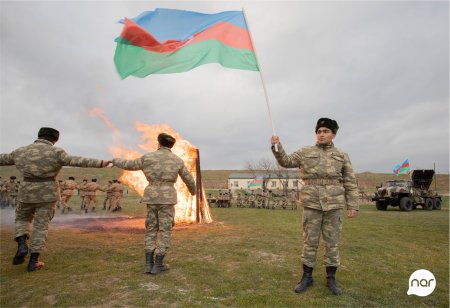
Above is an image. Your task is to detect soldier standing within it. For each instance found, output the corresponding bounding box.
[5,176,19,207]
[271,118,359,295]
[112,133,196,275]
[0,127,110,272]
[0,176,7,208]
[102,180,113,210]
[77,179,88,210]
[83,178,105,213]
[109,180,124,212]
[60,177,77,213]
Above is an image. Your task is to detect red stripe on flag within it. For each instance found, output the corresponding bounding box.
[121,18,254,53]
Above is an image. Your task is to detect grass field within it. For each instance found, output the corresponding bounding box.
[0,192,448,307]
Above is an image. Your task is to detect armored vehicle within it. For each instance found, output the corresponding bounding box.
[372,169,442,211]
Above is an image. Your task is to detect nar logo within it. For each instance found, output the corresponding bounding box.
[407,269,436,297]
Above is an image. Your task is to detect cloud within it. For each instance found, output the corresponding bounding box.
[1,1,448,173]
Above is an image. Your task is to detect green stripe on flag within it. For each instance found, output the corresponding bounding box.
[114,38,259,78]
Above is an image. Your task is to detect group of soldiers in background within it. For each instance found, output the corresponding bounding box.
[1,175,126,214]
[56,177,125,214]
[0,176,19,208]
[54,177,125,214]
[209,189,300,210]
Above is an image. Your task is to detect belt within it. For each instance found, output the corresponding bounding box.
[149,182,173,186]
[23,177,55,183]
[303,178,342,185]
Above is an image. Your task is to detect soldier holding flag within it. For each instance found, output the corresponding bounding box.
[271,118,359,295]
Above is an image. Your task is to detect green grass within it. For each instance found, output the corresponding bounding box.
[0,194,448,307]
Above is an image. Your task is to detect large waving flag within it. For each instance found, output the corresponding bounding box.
[393,159,410,176]
[114,8,259,79]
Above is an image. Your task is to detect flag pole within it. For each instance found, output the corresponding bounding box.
[242,8,276,137]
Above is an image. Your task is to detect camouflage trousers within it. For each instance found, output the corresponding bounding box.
[79,195,86,208]
[301,207,343,268]
[61,194,73,208]
[7,195,17,207]
[84,195,97,210]
[145,204,175,255]
[15,201,56,253]
[110,195,122,210]
[103,194,112,208]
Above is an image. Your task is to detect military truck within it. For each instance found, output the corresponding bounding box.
[372,169,442,211]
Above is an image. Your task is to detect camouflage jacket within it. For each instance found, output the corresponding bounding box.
[5,181,19,197]
[272,142,359,211]
[110,183,124,197]
[0,139,104,203]
[5,181,18,196]
[61,180,77,196]
[85,182,104,196]
[104,183,113,196]
[112,147,196,205]
[77,182,88,197]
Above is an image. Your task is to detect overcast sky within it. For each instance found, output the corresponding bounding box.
[0,1,448,173]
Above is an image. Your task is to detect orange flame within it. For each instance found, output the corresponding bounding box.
[90,109,213,224]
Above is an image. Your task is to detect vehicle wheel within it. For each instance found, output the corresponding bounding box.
[433,198,442,210]
[423,198,433,211]
[376,201,387,211]
[399,197,413,211]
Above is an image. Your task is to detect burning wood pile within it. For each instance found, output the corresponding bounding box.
[90,109,213,225]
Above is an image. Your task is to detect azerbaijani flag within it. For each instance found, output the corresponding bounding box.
[248,176,264,188]
[114,8,259,79]
[393,159,410,176]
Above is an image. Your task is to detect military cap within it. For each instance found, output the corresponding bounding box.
[315,118,339,134]
[158,133,176,148]
[10,176,16,180]
[38,127,60,142]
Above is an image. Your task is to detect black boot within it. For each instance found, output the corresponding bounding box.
[294,264,314,293]
[27,252,45,272]
[326,266,342,295]
[12,235,29,265]
[150,254,169,274]
[144,251,155,274]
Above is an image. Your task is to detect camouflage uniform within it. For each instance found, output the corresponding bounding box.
[5,178,19,207]
[109,181,124,211]
[0,138,104,253]
[60,178,77,212]
[103,181,113,210]
[77,180,88,210]
[112,146,196,255]
[272,142,359,267]
[83,180,104,213]
[0,178,7,208]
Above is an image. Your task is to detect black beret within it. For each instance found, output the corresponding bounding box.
[315,118,339,134]
[38,127,59,142]
[92,179,97,182]
[10,176,16,180]
[69,176,75,180]
[158,133,176,148]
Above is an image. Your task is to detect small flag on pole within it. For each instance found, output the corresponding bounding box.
[248,176,263,188]
[114,8,259,79]
[393,159,410,176]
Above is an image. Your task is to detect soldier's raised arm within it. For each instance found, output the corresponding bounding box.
[0,153,15,166]
[270,136,302,168]
[112,156,144,170]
